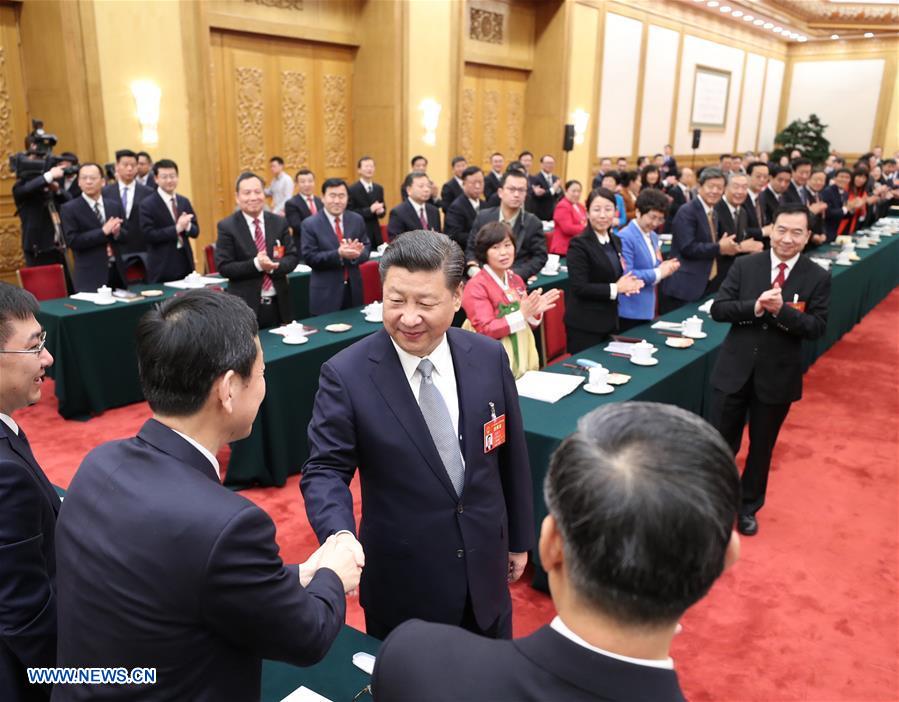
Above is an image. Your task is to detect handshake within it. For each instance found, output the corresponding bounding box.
[300,532,365,594]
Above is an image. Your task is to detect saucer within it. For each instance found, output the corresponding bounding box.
[325,323,352,333]
[665,336,694,348]
[283,336,309,345]
[584,383,614,395]
[682,331,707,339]
[630,356,659,367]
[834,259,852,267]
[540,268,560,277]
[140,289,164,297]
[93,298,117,306]
[364,316,383,324]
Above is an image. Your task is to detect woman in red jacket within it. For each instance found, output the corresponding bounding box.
[550,180,586,255]
[462,221,560,377]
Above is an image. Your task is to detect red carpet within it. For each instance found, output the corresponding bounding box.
[23,291,898,701]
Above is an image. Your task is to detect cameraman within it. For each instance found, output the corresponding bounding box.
[11,152,74,290]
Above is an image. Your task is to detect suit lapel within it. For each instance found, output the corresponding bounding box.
[0,427,61,514]
[233,212,257,257]
[368,332,459,501]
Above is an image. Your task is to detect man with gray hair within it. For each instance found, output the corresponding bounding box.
[372,402,741,701]
[301,229,534,641]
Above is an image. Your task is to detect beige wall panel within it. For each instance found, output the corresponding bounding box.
[460,64,528,170]
[786,59,885,154]
[564,1,600,184]
[638,24,679,157]
[757,58,784,151]
[736,53,765,153]
[596,13,642,159]
[463,0,535,71]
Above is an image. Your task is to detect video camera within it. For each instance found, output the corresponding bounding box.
[8,119,79,180]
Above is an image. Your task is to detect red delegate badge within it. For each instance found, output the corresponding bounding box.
[484,402,506,453]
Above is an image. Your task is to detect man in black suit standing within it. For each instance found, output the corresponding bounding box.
[215,172,298,329]
[746,161,771,233]
[139,159,200,283]
[0,283,59,702]
[466,170,548,280]
[347,156,386,248]
[711,203,830,536]
[135,151,155,189]
[373,402,740,702]
[102,149,153,259]
[400,154,429,202]
[483,152,504,202]
[284,169,322,238]
[526,154,562,221]
[388,172,442,239]
[443,166,484,249]
[760,165,791,225]
[714,173,765,266]
[60,163,127,292]
[12,161,71,276]
[54,290,360,701]
[440,156,467,214]
[783,158,812,205]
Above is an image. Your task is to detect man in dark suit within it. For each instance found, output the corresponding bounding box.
[388,172,442,239]
[805,169,829,246]
[465,170,548,280]
[135,151,156,189]
[101,149,153,259]
[215,172,298,329]
[661,143,678,179]
[300,178,370,316]
[526,154,562,221]
[139,159,200,283]
[347,156,386,248]
[57,152,81,200]
[0,284,59,702]
[12,162,71,278]
[661,168,740,312]
[760,165,791,225]
[714,173,766,266]
[60,163,128,292]
[821,168,856,243]
[400,155,429,202]
[711,203,830,536]
[782,157,812,206]
[440,156,467,214]
[54,290,360,701]
[373,402,740,702]
[301,231,533,641]
[483,152,504,202]
[284,169,322,239]
[443,166,484,249]
[590,157,614,190]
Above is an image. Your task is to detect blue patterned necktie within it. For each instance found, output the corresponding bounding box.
[416,358,464,496]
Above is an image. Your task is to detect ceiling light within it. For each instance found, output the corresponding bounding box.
[864,32,874,38]
[720,6,732,12]
[743,14,753,21]
[707,1,719,7]
[831,34,840,39]
[773,26,783,33]
[732,10,743,17]
[763,22,774,28]
[753,18,764,25]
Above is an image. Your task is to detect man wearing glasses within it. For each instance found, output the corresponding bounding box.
[0,282,59,701]
[465,170,548,281]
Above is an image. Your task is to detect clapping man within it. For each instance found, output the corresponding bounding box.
[527,155,562,222]
[347,156,386,248]
[440,156,467,215]
[284,169,323,237]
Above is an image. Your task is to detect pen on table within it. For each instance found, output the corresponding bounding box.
[64,303,77,310]
[609,352,631,359]
[562,363,587,372]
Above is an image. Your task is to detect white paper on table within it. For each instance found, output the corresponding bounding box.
[516,371,584,403]
[294,263,313,273]
[268,324,318,337]
[69,293,128,304]
[651,321,683,331]
[697,299,713,314]
[604,341,640,355]
[163,275,224,289]
[279,686,334,702]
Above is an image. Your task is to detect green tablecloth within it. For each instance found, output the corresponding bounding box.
[261,625,379,702]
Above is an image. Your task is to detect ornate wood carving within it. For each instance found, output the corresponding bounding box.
[281,71,308,169]
[0,48,14,181]
[235,66,265,174]
[322,74,348,169]
[460,88,475,164]
[482,89,499,165]
[506,91,523,157]
[469,7,504,44]
[244,0,304,10]
[0,220,23,273]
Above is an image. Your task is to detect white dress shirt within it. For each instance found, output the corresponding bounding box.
[82,192,105,221]
[242,211,276,296]
[550,616,675,670]
[117,181,134,218]
[390,334,463,456]
[468,197,480,212]
[267,172,294,215]
[171,428,221,482]
[769,249,800,284]
[157,187,179,222]
[594,231,618,300]
[0,412,20,436]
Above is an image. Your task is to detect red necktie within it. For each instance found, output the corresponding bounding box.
[335,216,348,281]
[773,262,787,288]
[253,218,273,292]
[307,196,317,215]
[171,196,179,220]
[419,206,428,229]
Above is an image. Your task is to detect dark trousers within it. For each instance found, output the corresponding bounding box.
[364,590,512,642]
[256,297,283,329]
[565,327,610,355]
[618,317,646,332]
[711,376,792,517]
[340,281,353,310]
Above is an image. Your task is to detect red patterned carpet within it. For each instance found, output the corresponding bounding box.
[25,290,898,701]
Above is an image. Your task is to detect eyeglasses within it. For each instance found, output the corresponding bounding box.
[0,330,47,355]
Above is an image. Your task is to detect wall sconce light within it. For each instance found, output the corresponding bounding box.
[130,80,161,145]
[571,109,590,145]
[419,98,442,146]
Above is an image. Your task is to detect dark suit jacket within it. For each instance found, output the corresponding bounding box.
[61,178,81,200]
[484,171,502,202]
[444,194,482,249]
[347,181,386,247]
[12,175,71,258]
[662,197,721,302]
[710,252,830,404]
[564,227,624,336]
[782,181,806,206]
[284,194,323,239]
[821,184,850,243]
[60,196,128,292]
[136,173,156,190]
[526,172,561,221]
[102,181,153,254]
[54,419,345,701]
[372,620,685,702]
[300,328,533,634]
[138,191,199,283]
[440,178,464,214]
[0,422,61,702]
[465,208,547,280]
[300,210,370,316]
[759,188,782,227]
[665,183,690,224]
[387,199,442,240]
[215,211,298,323]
